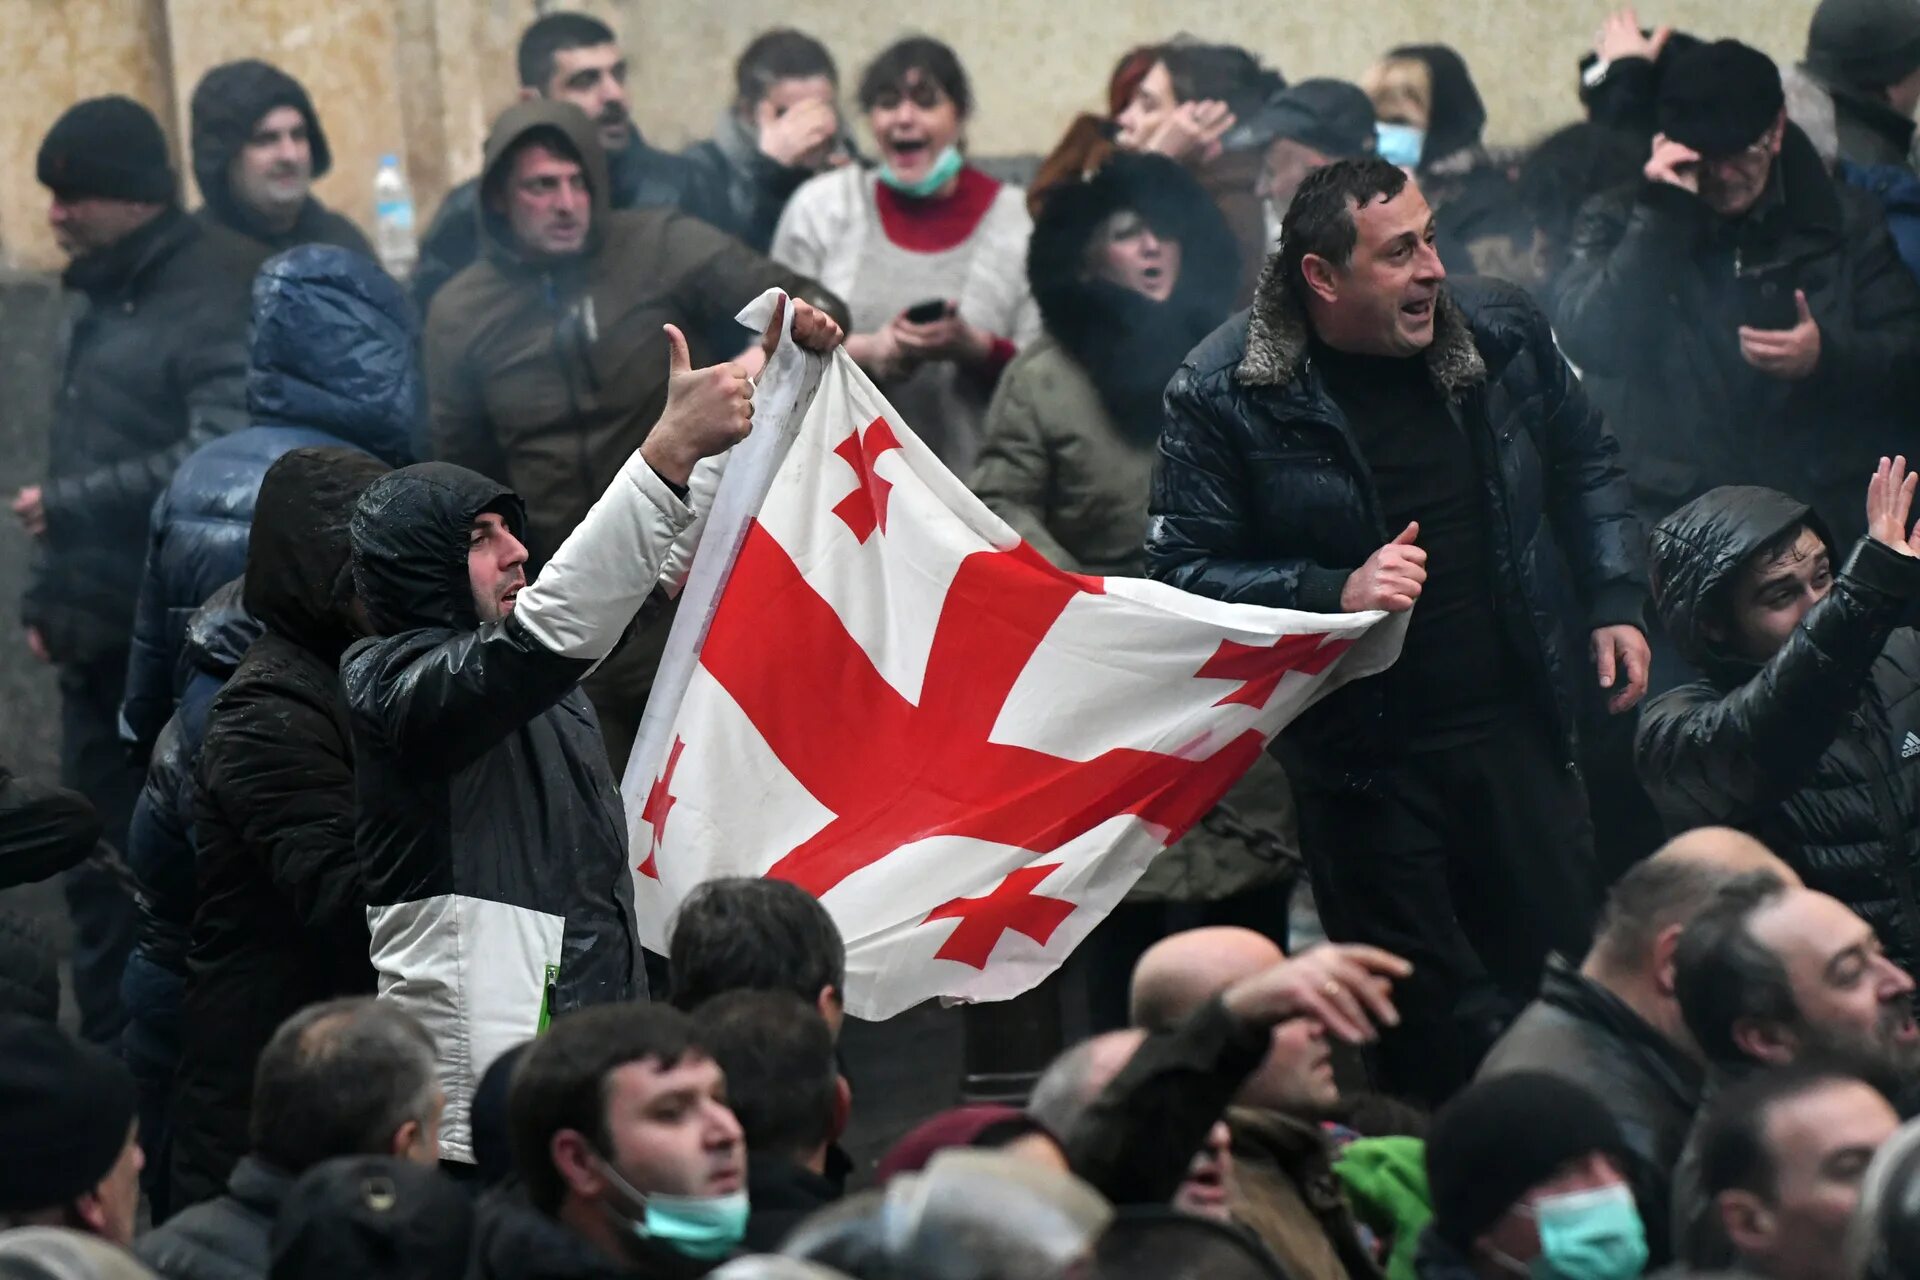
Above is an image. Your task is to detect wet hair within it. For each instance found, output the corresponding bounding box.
[1156,42,1285,121]
[509,1004,701,1212]
[694,990,837,1162]
[1698,1061,1884,1202]
[667,877,846,1012]
[518,12,617,91]
[1278,155,1410,298]
[1673,872,1799,1071]
[249,998,438,1176]
[857,36,972,118]
[735,28,838,110]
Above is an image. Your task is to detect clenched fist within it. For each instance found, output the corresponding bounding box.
[1341,522,1426,612]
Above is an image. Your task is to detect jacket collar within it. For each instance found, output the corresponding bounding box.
[1234,254,1486,396]
[1539,956,1705,1103]
[226,1155,295,1213]
[62,204,192,299]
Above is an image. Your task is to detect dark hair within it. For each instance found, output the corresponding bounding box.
[694,990,837,1162]
[1278,156,1410,299]
[1698,1061,1884,1202]
[1156,42,1285,121]
[1674,872,1799,1070]
[857,36,972,118]
[667,877,846,1012]
[735,28,838,110]
[1590,853,1753,974]
[517,12,617,91]
[1513,123,1646,266]
[249,998,439,1175]
[509,1004,700,1213]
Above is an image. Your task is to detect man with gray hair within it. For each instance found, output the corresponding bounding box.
[137,998,441,1280]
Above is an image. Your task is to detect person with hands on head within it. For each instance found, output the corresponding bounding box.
[1148,155,1648,1106]
[1578,7,1697,139]
[1637,457,1920,974]
[346,296,839,1172]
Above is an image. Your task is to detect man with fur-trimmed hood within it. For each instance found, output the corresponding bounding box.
[190,60,374,257]
[1147,155,1647,1105]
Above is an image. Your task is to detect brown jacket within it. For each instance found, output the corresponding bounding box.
[1229,1108,1383,1280]
[425,99,847,566]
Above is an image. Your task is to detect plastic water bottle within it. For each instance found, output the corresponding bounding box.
[373,154,417,280]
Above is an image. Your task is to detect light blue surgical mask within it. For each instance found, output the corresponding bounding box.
[1492,1183,1648,1280]
[1375,122,1426,169]
[596,1158,749,1261]
[878,143,964,197]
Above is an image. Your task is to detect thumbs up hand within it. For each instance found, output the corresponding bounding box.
[640,323,757,487]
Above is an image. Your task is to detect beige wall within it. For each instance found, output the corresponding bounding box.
[0,0,1823,271]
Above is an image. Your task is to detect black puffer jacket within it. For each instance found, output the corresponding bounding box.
[189,59,373,257]
[24,207,268,665]
[171,449,390,1213]
[1146,265,1646,774]
[1553,125,1920,546]
[410,130,731,316]
[1637,485,1920,970]
[1476,955,1703,1266]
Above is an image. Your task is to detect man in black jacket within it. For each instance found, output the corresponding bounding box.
[139,998,442,1280]
[16,96,268,1052]
[1147,155,1647,1104]
[1476,826,1793,1267]
[189,60,374,257]
[1555,39,1920,551]
[1802,0,1920,171]
[1638,461,1920,972]
[171,449,390,1213]
[411,10,732,314]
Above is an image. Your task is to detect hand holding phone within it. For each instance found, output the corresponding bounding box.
[902,298,953,324]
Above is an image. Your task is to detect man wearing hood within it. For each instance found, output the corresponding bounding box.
[189,60,374,257]
[18,96,268,1055]
[170,448,393,1213]
[1555,40,1920,551]
[411,11,733,314]
[425,97,844,768]
[350,291,841,1169]
[1803,0,1920,171]
[1637,460,1920,975]
[1146,155,1647,1105]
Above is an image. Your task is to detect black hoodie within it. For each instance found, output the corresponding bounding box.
[1638,484,1920,971]
[189,60,375,257]
[172,448,391,1213]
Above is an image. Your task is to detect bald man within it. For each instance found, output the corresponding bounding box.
[1127,927,1376,1280]
[1474,828,1798,1268]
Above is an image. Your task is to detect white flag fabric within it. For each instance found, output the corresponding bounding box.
[623,290,1404,1020]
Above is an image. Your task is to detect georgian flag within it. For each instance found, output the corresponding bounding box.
[623,292,1403,1020]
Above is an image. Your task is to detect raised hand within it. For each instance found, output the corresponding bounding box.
[1644,133,1702,193]
[641,323,755,486]
[1145,99,1237,163]
[1867,455,1920,558]
[1341,522,1427,612]
[1221,944,1412,1045]
[1595,7,1673,63]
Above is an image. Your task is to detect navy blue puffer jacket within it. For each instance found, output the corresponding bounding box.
[121,246,419,756]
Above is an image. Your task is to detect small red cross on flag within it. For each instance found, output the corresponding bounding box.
[623,290,1404,1019]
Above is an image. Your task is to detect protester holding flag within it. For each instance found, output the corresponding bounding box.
[345,296,843,1167]
[1148,156,1648,1105]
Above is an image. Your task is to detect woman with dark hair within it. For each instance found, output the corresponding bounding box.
[771,35,1038,474]
[1113,40,1285,303]
[972,155,1296,1025]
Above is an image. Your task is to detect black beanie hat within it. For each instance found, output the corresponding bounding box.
[1806,0,1920,90]
[36,96,176,204]
[1657,40,1787,158]
[1426,1072,1627,1250]
[0,1015,137,1212]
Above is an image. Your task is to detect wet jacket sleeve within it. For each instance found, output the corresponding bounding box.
[195,684,362,933]
[1637,537,1920,826]
[40,325,250,542]
[1553,184,1710,379]
[971,370,1079,571]
[347,451,702,771]
[1145,364,1354,611]
[1065,995,1271,1206]
[0,766,101,890]
[662,210,851,338]
[1813,194,1920,415]
[1524,298,1648,629]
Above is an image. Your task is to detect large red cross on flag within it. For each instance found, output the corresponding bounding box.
[624,292,1404,1020]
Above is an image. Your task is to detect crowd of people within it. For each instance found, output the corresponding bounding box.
[11,2,1920,1277]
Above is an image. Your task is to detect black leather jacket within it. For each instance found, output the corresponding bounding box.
[1146,267,1645,778]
